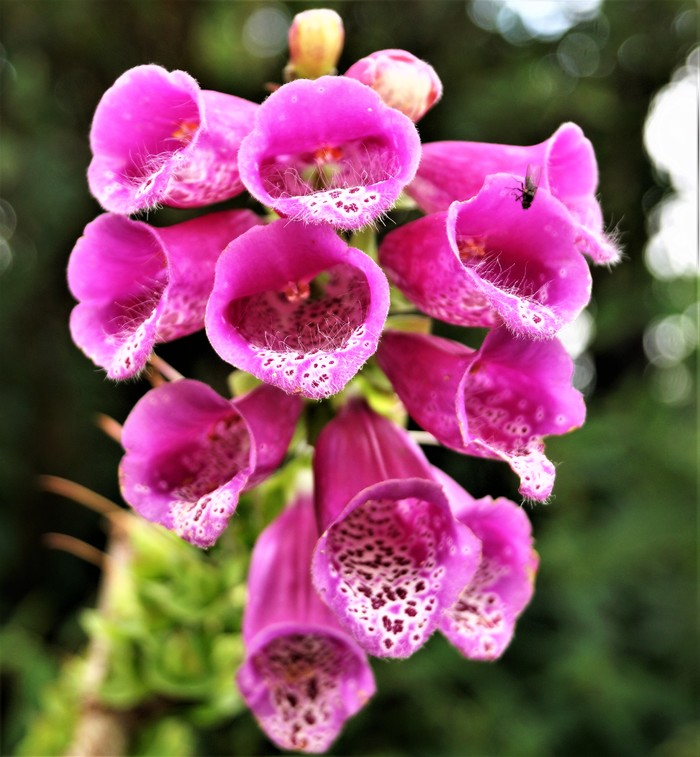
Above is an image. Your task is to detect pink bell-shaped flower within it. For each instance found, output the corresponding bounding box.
[119,380,302,547]
[380,174,592,339]
[238,75,421,229]
[237,495,375,753]
[407,122,620,264]
[376,327,586,501]
[205,220,390,399]
[88,65,258,214]
[311,399,481,658]
[434,469,539,661]
[68,210,261,380]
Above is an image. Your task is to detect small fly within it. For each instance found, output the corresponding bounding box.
[514,164,541,210]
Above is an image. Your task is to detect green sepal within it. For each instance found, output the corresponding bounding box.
[384,314,433,334]
[348,225,378,262]
[227,369,262,398]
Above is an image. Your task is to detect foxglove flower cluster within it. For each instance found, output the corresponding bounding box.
[67,7,620,753]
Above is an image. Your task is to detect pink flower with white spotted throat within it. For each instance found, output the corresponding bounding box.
[88,65,258,215]
[238,496,375,753]
[312,400,481,658]
[68,210,261,380]
[205,220,390,399]
[434,469,539,661]
[380,174,592,339]
[238,75,421,229]
[407,122,620,265]
[377,328,586,501]
[119,380,302,547]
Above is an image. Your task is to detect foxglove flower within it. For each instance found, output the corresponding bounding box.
[286,9,345,80]
[68,210,260,380]
[376,328,586,501]
[119,380,302,547]
[380,174,592,338]
[312,400,481,658]
[238,75,421,229]
[88,65,258,214]
[434,469,538,661]
[205,221,390,399]
[238,495,375,753]
[345,49,442,122]
[407,122,620,264]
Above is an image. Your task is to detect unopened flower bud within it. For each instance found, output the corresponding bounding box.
[286,9,344,81]
[345,49,443,122]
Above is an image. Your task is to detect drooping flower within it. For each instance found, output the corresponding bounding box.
[407,122,621,264]
[68,210,260,380]
[88,64,258,215]
[237,495,375,754]
[311,399,481,658]
[119,379,302,547]
[286,9,345,80]
[345,49,442,122]
[238,75,421,229]
[205,220,390,399]
[376,327,586,501]
[379,174,592,338]
[433,469,539,661]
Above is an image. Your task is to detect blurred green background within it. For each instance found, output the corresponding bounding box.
[0,1,697,755]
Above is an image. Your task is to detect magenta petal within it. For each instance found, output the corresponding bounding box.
[205,221,390,399]
[376,330,472,452]
[238,496,375,753]
[314,398,434,531]
[311,402,480,658]
[379,211,500,328]
[407,122,620,264]
[68,210,261,379]
[87,65,257,214]
[377,329,585,501]
[119,380,297,547]
[234,382,303,487]
[243,496,337,639]
[238,76,421,229]
[434,470,539,661]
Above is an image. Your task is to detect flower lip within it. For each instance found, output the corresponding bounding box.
[205,221,390,399]
[119,379,253,546]
[68,213,168,380]
[238,75,421,229]
[88,66,202,213]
